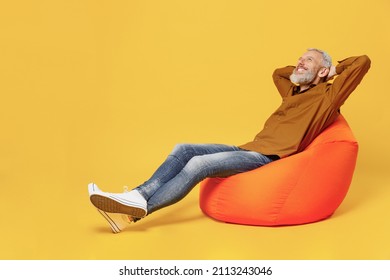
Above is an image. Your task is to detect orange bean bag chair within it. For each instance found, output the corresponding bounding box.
[199,115,358,226]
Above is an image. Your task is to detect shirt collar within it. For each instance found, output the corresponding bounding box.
[293,83,317,95]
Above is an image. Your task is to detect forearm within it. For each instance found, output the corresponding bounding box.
[273,65,295,81]
[327,55,370,82]
[335,55,371,76]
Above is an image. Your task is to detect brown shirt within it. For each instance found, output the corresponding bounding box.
[239,55,371,158]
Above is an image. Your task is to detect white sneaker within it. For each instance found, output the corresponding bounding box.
[95,209,133,233]
[88,183,147,218]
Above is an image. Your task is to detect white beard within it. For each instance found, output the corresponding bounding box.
[290,70,316,85]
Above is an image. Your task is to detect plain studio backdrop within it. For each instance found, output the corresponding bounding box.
[0,0,389,259]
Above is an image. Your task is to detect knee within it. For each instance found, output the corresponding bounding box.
[185,155,207,174]
[171,143,193,156]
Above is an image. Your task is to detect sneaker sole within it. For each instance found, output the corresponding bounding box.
[90,194,147,218]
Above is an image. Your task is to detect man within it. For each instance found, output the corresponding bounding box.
[88,49,371,233]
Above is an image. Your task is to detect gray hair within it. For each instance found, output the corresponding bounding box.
[307,48,332,68]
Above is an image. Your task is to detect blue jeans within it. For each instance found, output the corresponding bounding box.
[135,143,276,214]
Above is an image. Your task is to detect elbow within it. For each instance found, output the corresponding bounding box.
[361,55,371,70]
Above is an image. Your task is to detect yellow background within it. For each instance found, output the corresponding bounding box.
[1,0,389,259]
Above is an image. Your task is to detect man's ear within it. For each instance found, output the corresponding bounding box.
[318,67,330,78]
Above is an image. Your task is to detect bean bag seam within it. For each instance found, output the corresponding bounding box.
[309,139,357,148]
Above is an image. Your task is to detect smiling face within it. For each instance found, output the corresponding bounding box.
[290,50,327,86]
